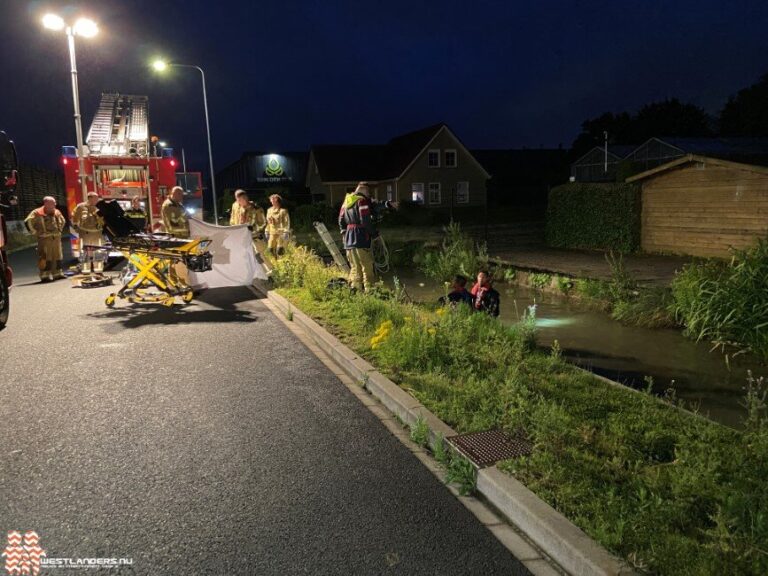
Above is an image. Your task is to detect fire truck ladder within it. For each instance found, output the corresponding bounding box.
[86,92,118,154]
[86,93,149,156]
[313,221,350,274]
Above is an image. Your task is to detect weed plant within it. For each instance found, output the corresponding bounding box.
[274,243,768,575]
[671,239,768,362]
[420,221,489,281]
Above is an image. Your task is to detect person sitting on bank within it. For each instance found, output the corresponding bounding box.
[439,274,473,307]
[470,270,500,317]
[230,189,266,238]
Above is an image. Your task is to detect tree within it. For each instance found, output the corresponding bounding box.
[720,73,768,136]
[571,99,713,158]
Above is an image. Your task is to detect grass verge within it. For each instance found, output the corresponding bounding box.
[272,243,768,576]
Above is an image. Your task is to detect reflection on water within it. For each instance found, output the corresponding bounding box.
[390,269,766,428]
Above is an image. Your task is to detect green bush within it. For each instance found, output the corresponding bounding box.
[546,183,641,252]
[671,238,768,362]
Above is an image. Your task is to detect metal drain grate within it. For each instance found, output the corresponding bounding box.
[446,429,532,468]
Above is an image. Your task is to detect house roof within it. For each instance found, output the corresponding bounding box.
[310,123,489,183]
[310,145,391,182]
[626,154,768,183]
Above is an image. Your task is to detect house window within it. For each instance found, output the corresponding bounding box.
[386,184,394,202]
[457,181,469,204]
[411,182,424,204]
[428,149,440,168]
[428,182,441,204]
[445,150,457,168]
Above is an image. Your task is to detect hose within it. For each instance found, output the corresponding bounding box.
[372,235,390,274]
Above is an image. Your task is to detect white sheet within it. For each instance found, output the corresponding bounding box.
[187,217,268,288]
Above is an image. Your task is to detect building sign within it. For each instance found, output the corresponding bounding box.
[264,157,284,177]
[256,154,293,184]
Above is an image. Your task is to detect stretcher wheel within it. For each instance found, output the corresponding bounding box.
[163,297,176,308]
[105,294,116,308]
[182,290,194,303]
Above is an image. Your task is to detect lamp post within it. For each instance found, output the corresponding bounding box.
[42,13,98,201]
[152,59,218,223]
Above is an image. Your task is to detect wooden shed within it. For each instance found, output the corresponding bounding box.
[627,154,768,257]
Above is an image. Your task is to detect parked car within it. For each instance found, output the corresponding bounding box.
[0,130,19,329]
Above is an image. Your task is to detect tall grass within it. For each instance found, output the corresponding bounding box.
[671,238,768,362]
[275,246,768,575]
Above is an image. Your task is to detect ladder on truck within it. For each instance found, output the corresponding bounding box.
[86,93,149,156]
[313,222,350,274]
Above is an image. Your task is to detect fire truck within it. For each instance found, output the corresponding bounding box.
[62,93,202,256]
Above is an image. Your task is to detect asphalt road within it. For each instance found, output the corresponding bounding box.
[1,246,528,575]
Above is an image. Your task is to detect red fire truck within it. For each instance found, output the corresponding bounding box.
[62,93,201,256]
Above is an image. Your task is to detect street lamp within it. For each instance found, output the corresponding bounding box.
[42,13,99,201]
[152,59,218,223]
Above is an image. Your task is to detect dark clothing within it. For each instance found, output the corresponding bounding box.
[124,208,147,233]
[444,288,473,307]
[470,282,501,317]
[339,193,377,249]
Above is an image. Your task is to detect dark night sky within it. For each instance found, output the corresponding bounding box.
[0,0,766,177]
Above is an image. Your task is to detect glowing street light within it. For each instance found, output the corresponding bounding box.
[41,13,99,200]
[152,58,218,223]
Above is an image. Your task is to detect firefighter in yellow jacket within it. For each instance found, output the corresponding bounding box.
[24,196,66,281]
[265,194,290,256]
[161,186,190,238]
[229,190,266,236]
[72,191,105,273]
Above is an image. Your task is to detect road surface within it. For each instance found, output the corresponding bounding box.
[1,246,529,575]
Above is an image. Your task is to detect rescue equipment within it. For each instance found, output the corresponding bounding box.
[96,200,212,308]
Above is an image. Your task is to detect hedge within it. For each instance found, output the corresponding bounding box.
[546,182,641,253]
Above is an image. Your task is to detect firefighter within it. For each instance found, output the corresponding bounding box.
[24,196,66,282]
[161,186,190,238]
[72,191,105,273]
[265,194,290,256]
[124,196,147,232]
[338,182,377,292]
[229,189,266,237]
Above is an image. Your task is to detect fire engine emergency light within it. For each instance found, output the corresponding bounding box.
[62,146,77,158]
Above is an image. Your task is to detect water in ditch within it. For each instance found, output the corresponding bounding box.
[388,268,766,429]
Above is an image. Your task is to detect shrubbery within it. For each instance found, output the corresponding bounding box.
[273,244,768,575]
[672,238,768,362]
[419,221,489,281]
[546,182,641,252]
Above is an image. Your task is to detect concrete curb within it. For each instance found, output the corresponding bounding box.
[259,286,634,576]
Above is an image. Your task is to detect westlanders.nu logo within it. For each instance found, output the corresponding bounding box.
[2,531,45,576]
[3,531,133,573]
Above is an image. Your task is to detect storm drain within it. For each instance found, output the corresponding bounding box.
[446,429,532,468]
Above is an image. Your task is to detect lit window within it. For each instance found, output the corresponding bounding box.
[445,150,457,168]
[428,182,441,204]
[386,184,394,202]
[411,182,424,204]
[427,149,440,168]
[457,181,469,204]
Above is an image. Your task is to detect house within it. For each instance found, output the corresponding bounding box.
[217,151,309,200]
[627,154,768,257]
[306,124,490,208]
[570,145,636,182]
